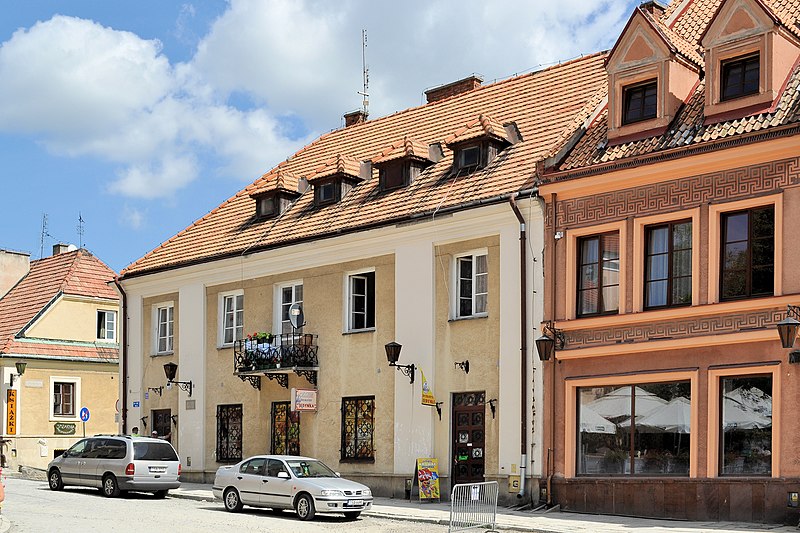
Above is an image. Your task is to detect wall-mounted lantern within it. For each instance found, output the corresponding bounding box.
[535,321,566,362]
[776,305,800,350]
[385,342,415,384]
[163,362,193,397]
[454,360,470,374]
[9,361,26,387]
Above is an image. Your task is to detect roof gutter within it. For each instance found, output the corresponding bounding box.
[112,276,128,434]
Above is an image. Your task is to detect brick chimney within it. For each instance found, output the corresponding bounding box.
[53,243,72,255]
[425,75,483,104]
[344,110,367,127]
[0,249,30,299]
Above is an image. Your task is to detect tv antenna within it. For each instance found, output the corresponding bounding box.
[358,29,369,118]
[77,212,85,249]
[39,213,49,259]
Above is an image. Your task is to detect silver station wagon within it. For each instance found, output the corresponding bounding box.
[213,455,373,521]
[47,435,181,498]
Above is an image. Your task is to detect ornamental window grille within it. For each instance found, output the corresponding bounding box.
[341,396,374,461]
[271,401,300,455]
[216,404,243,463]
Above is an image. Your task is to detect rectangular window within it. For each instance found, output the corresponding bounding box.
[380,162,406,190]
[348,272,375,331]
[645,221,692,309]
[622,79,657,124]
[156,305,174,353]
[53,382,75,417]
[457,145,480,169]
[216,404,243,463]
[719,375,772,475]
[341,396,375,461]
[257,196,275,217]
[456,253,488,318]
[577,382,691,476]
[577,233,620,316]
[316,181,338,205]
[221,293,244,345]
[721,53,760,101]
[280,283,303,334]
[720,206,774,300]
[97,310,116,341]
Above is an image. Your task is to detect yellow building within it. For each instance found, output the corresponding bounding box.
[0,245,119,470]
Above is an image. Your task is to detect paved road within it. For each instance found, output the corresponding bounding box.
[3,476,464,533]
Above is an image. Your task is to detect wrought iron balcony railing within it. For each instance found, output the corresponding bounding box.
[233,333,319,389]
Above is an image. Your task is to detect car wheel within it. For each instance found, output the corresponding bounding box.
[223,488,243,512]
[343,511,361,520]
[48,469,64,491]
[154,490,169,499]
[295,493,316,521]
[102,474,120,498]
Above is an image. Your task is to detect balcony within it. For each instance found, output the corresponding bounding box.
[233,333,319,390]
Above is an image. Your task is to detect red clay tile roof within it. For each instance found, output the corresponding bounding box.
[371,136,432,165]
[306,154,363,183]
[445,114,511,146]
[121,53,609,278]
[0,249,118,361]
[548,0,800,175]
[247,166,302,197]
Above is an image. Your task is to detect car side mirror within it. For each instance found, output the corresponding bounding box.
[277,471,290,479]
[335,472,341,478]
[61,451,70,458]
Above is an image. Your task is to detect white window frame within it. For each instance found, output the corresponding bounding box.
[96,309,116,341]
[218,290,245,347]
[345,269,376,332]
[453,249,489,319]
[274,281,303,334]
[50,376,81,422]
[152,301,174,355]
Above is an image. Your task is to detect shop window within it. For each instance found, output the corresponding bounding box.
[577,233,620,316]
[719,375,772,476]
[720,206,774,300]
[340,396,374,461]
[645,221,692,309]
[577,382,691,476]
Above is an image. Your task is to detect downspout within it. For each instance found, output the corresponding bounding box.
[547,192,558,506]
[113,276,128,434]
[508,195,529,501]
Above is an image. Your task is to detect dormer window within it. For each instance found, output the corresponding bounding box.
[457,145,481,169]
[372,136,433,192]
[248,168,301,220]
[622,79,657,125]
[256,196,276,218]
[315,180,338,205]
[380,162,405,190]
[721,53,759,101]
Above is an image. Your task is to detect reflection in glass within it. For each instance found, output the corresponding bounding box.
[577,382,691,475]
[720,375,772,475]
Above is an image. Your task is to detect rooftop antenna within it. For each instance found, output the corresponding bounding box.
[77,212,85,249]
[39,213,48,259]
[358,29,369,118]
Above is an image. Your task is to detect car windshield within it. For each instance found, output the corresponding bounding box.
[285,459,337,478]
[134,441,178,461]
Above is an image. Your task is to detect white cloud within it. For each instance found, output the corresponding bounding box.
[0,1,636,201]
[120,205,146,230]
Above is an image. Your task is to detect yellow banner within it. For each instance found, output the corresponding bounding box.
[420,368,436,406]
[6,389,16,435]
[416,458,440,500]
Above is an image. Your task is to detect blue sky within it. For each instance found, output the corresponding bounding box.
[0,0,638,272]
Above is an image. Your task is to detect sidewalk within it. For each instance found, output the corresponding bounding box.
[172,482,799,532]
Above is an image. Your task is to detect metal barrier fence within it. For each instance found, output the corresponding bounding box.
[449,481,498,533]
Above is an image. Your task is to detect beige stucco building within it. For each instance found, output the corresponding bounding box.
[0,245,119,470]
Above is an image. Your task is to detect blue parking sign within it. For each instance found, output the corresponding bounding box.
[79,407,90,422]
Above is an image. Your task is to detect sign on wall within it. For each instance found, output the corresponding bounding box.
[291,388,317,412]
[54,423,76,435]
[6,389,16,435]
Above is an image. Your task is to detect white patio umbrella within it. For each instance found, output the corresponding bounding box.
[579,404,616,434]
[722,392,772,431]
[635,396,691,433]
[724,386,772,417]
[588,386,668,421]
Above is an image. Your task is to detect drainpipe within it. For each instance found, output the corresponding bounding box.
[508,195,529,501]
[113,276,128,434]
[547,192,558,506]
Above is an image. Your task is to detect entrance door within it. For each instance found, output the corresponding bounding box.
[270,402,300,455]
[152,409,172,442]
[451,391,486,486]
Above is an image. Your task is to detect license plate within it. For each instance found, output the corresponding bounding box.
[346,500,364,507]
[149,466,167,473]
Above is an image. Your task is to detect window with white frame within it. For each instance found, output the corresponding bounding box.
[220,291,244,346]
[154,303,174,354]
[348,272,375,331]
[279,283,303,334]
[97,310,116,341]
[50,377,80,420]
[456,252,488,318]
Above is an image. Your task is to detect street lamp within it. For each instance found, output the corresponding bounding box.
[385,342,415,384]
[535,321,566,362]
[163,362,193,397]
[9,361,26,386]
[776,305,800,349]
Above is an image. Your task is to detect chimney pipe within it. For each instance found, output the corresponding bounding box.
[425,75,483,104]
[344,110,367,127]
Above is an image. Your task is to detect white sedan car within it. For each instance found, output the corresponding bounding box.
[212,455,373,521]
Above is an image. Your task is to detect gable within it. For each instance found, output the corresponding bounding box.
[607,14,671,73]
[702,0,775,47]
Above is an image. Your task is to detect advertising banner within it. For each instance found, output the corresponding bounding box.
[6,389,16,435]
[291,388,318,412]
[420,369,436,406]
[416,457,440,500]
